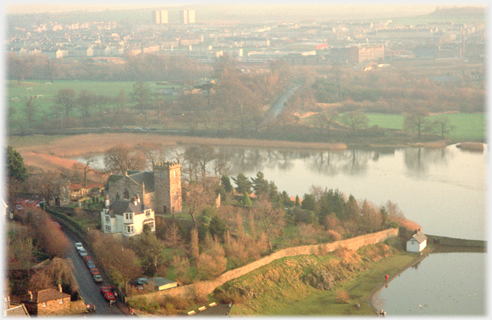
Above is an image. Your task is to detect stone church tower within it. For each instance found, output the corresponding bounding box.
[153,161,182,214]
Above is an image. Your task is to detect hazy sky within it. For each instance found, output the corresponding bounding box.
[4,1,486,15]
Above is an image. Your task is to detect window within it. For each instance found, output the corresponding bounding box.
[105,225,111,232]
[126,225,134,233]
[42,302,46,307]
[116,192,120,200]
[145,210,150,217]
[124,189,129,199]
[125,213,133,220]
[59,299,63,304]
[105,215,110,223]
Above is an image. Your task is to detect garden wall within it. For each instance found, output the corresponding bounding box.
[133,228,399,301]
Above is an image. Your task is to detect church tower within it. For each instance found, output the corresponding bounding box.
[153,161,182,214]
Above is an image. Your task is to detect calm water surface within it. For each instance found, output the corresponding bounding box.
[373,251,486,315]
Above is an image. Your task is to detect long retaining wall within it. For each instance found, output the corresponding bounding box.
[132,228,399,301]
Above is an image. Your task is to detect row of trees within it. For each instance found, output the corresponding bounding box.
[311,65,485,113]
[7,52,211,82]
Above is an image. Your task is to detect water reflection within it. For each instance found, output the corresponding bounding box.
[404,147,451,175]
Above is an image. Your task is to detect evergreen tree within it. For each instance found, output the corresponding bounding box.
[251,171,269,199]
[295,195,301,207]
[221,175,233,193]
[241,192,252,207]
[7,146,27,182]
[232,173,252,195]
[301,193,316,211]
[209,215,228,239]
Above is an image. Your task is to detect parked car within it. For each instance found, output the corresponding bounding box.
[83,256,92,263]
[78,248,88,257]
[74,242,84,251]
[137,278,147,285]
[100,287,115,301]
[93,274,103,283]
[89,268,100,275]
[86,260,96,269]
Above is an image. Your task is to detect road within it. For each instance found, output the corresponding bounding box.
[263,85,301,123]
[66,233,124,316]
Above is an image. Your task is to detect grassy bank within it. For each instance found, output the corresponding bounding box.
[218,239,420,316]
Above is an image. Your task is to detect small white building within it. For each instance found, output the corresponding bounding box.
[406,231,427,253]
[100,195,155,238]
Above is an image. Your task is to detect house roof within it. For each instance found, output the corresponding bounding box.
[149,277,177,287]
[109,200,152,216]
[410,231,427,244]
[5,304,30,317]
[34,288,70,303]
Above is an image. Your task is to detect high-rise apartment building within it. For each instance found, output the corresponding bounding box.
[188,10,196,24]
[152,10,168,24]
[180,10,189,25]
[180,9,196,24]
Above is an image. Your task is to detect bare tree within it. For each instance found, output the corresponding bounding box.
[72,156,96,187]
[104,144,146,174]
[185,182,216,226]
[252,199,285,251]
[341,111,369,131]
[163,222,184,252]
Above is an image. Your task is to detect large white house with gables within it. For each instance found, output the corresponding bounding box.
[100,195,155,238]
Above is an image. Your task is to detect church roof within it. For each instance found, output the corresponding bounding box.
[127,171,155,192]
[105,171,155,192]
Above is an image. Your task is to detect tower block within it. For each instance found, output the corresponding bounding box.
[153,161,182,214]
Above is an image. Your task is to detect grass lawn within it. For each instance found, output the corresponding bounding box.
[366,112,485,141]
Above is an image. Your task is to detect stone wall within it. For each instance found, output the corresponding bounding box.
[132,228,399,301]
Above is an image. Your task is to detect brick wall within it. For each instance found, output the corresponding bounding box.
[132,228,398,301]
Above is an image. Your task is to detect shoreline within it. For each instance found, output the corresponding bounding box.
[367,245,437,314]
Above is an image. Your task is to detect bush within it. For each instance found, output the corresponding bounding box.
[326,230,342,241]
[335,289,350,304]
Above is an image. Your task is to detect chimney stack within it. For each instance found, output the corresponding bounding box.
[28,291,33,302]
[105,195,110,208]
[58,284,62,292]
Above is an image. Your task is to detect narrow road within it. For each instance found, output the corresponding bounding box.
[263,85,301,123]
[66,234,124,315]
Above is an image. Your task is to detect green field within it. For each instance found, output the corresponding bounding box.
[6,80,172,123]
[366,112,486,141]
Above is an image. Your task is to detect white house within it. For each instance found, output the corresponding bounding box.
[406,231,427,253]
[100,195,155,238]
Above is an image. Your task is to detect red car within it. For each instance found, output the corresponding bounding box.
[90,268,100,276]
[83,256,92,263]
[100,287,115,301]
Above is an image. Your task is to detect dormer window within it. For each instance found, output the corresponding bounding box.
[124,189,130,199]
[145,210,150,217]
[125,213,133,220]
